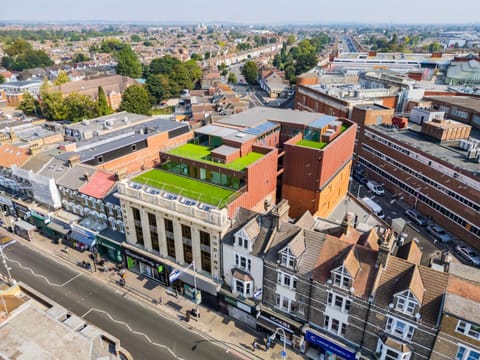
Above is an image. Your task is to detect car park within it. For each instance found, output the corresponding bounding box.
[404,209,427,226]
[426,225,453,243]
[366,180,384,196]
[353,172,368,184]
[455,244,480,266]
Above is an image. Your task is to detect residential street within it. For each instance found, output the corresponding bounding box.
[0,240,240,360]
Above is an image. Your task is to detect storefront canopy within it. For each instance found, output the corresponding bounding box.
[46,221,71,235]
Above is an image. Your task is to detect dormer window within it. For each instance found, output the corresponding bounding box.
[331,265,351,290]
[280,247,296,270]
[394,291,419,315]
[235,235,250,250]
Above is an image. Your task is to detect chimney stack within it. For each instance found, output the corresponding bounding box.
[271,199,290,230]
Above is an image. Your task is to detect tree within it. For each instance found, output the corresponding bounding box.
[97,86,113,116]
[54,71,70,86]
[11,49,53,71]
[287,35,296,46]
[227,72,238,84]
[190,53,203,61]
[204,52,211,60]
[149,55,180,75]
[72,52,88,63]
[146,74,178,104]
[40,91,68,121]
[64,93,98,122]
[119,84,151,115]
[0,75,5,84]
[18,92,38,115]
[115,46,142,78]
[130,34,142,43]
[4,38,32,57]
[241,61,258,85]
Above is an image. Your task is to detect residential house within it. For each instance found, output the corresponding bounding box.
[259,68,290,98]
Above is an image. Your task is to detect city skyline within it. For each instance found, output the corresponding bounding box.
[1,0,479,25]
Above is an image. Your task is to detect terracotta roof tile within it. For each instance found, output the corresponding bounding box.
[79,171,116,199]
[0,144,30,168]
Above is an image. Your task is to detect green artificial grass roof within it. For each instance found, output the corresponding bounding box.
[167,143,263,171]
[296,139,327,149]
[132,169,236,208]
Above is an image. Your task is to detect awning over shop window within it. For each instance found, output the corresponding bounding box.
[70,230,96,248]
[46,221,71,235]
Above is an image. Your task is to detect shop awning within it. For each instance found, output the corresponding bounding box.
[46,221,71,235]
[70,231,96,248]
[257,307,304,335]
[257,316,294,334]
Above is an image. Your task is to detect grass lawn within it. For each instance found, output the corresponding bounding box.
[151,106,175,115]
[133,169,236,208]
[297,139,327,149]
[167,143,263,171]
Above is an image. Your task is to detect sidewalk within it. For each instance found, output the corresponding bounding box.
[4,228,304,360]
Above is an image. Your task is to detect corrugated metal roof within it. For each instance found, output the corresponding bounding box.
[308,115,338,129]
[243,121,278,136]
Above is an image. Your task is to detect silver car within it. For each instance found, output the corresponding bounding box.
[455,245,480,266]
[427,225,453,243]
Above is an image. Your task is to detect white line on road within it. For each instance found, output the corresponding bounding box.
[6,256,82,287]
[81,308,187,360]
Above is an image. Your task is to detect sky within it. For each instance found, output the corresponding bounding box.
[1,0,479,24]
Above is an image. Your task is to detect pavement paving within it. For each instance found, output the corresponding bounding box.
[1,226,304,360]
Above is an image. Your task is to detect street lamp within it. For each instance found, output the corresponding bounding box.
[267,327,287,359]
[0,238,16,285]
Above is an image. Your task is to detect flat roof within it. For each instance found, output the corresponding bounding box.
[166,143,263,171]
[425,96,480,113]
[444,292,480,325]
[371,124,480,175]
[132,169,237,208]
[217,107,330,128]
[211,145,239,157]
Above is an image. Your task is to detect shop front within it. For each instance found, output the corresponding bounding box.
[177,269,220,309]
[12,201,29,220]
[218,289,257,328]
[28,209,51,235]
[14,220,36,241]
[123,247,169,286]
[70,224,97,252]
[96,229,125,263]
[0,194,15,217]
[46,219,71,243]
[304,328,357,360]
[256,307,305,350]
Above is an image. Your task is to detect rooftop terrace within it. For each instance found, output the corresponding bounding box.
[166,143,263,171]
[132,169,237,208]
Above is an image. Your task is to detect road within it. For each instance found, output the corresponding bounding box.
[0,240,239,360]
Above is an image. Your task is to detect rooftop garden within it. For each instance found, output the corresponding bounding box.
[166,143,263,171]
[296,139,327,149]
[132,169,237,208]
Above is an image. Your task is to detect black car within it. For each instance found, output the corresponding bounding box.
[353,172,368,184]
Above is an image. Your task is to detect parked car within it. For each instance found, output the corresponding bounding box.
[404,209,427,226]
[427,225,454,243]
[366,180,384,196]
[353,172,368,184]
[455,244,480,266]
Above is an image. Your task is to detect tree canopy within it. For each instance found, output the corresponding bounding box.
[119,84,152,115]
[97,86,113,116]
[241,61,258,85]
[18,92,38,115]
[115,46,142,78]
[1,38,53,71]
[54,71,70,86]
[145,56,202,104]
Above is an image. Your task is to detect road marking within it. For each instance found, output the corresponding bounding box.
[81,308,188,360]
[5,256,82,287]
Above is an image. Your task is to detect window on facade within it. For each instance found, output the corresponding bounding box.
[148,213,159,252]
[200,249,211,274]
[132,207,141,221]
[275,294,296,313]
[456,321,480,340]
[166,236,176,258]
[331,266,351,289]
[183,242,193,264]
[181,224,191,240]
[395,291,418,315]
[276,271,296,290]
[164,219,174,234]
[456,345,480,360]
[236,280,244,294]
[324,315,348,336]
[235,254,252,271]
[280,248,296,269]
[386,317,415,341]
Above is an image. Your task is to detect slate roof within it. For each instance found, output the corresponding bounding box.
[56,164,97,190]
[373,256,449,325]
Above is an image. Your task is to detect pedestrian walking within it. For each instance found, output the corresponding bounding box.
[174,289,178,298]
[159,296,163,305]
[252,340,258,351]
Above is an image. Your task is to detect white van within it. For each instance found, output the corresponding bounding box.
[361,197,385,219]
